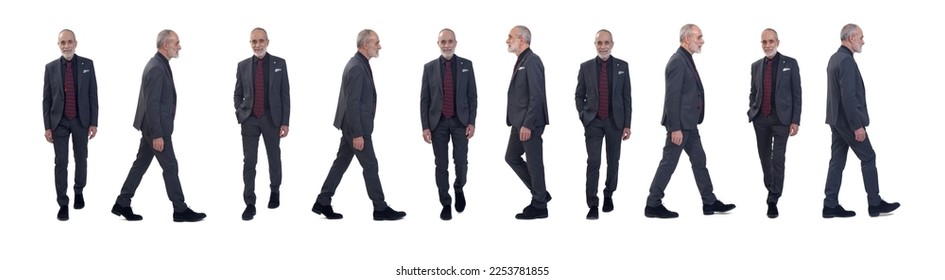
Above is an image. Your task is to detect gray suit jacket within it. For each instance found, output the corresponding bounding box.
[661,47,704,132]
[825,46,868,129]
[42,55,98,130]
[133,53,176,138]
[748,53,802,125]
[233,54,290,126]
[506,48,549,129]
[333,53,376,137]
[419,55,478,130]
[575,56,632,128]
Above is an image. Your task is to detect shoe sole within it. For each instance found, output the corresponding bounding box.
[111,209,143,221]
[644,213,679,218]
[312,208,343,219]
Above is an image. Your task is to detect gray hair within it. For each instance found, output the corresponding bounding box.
[357,29,375,48]
[59,29,75,39]
[763,28,779,40]
[156,29,175,48]
[515,25,531,44]
[679,24,698,42]
[596,29,612,41]
[840,23,859,41]
[439,28,455,39]
[252,27,268,40]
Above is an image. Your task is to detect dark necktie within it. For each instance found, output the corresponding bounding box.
[761,59,774,117]
[597,60,609,119]
[253,59,265,118]
[442,60,455,118]
[64,61,77,119]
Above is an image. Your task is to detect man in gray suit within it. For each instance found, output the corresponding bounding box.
[747,28,802,219]
[644,24,735,218]
[822,24,899,218]
[42,29,99,221]
[505,25,550,220]
[575,29,632,220]
[233,27,291,221]
[419,28,478,220]
[312,29,406,221]
[113,29,206,222]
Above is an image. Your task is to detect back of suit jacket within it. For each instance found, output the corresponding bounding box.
[747,54,802,125]
[133,53,176,138]
[42,55,99,130]
[233,54,291,126]
[419,55,478,130]
[661,47,704,132]
[333,53,376,137]
[574,56,632,128]
[507,49,549,129]
[825,46,868,129]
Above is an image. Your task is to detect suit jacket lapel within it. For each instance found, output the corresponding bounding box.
[433,59,443,100]
[243,59,255,97]
[53,60,63,95]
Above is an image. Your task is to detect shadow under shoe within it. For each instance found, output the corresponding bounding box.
[515,205,548,220]
[267,191,280,209]
[767,203,779,218]
[602,196,614,213]
[74,193,85,210]
[440,206,452,221]
[311,203,343,219]
[644,204,679,218]
[822,205,856,218]
[242,204,256,221]
[455,191,466,213]
[374,206,406,221]
[111,203,143,221]
[586,207,599,220]
[173,208,207,222]
[868,200,900,217]
[703,200,736,215]
[57,206,69,221]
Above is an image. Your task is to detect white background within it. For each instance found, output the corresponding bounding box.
[2,0,941,279]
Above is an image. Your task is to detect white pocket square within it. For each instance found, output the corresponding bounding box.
[275,68,283,72]
[517,66,525,70]
[782,68,790,71]
[462,68,469,72]
[82,69,90,73]
[618,71,625,75]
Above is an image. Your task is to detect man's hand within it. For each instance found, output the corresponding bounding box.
[670,130,683,146]
[152,138,164,152]
[280,125,289,138]
[854,127,867,142]
[519,127,531,142]
[353,136,365,151]
[88,126,98,139]
[422,129,432,144]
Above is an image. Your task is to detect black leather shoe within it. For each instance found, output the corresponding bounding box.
[868,200,900,217]
[111,203,143,221]
[767,203,779,218]
[242,204,256,221]
[822,205,856,218]
[440,206,452,220]
[57,206,69,221]
[644,204,679,218]
[267,191,280,209]
[455,191,466,213]
[173,208,207,222]
[515,205,548,220]
[703,200,736,215]
[311,203,343,219]
[602,196,614,213]
[373,206,406,221]
[74,193,85,210]
[586,207,599,220]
